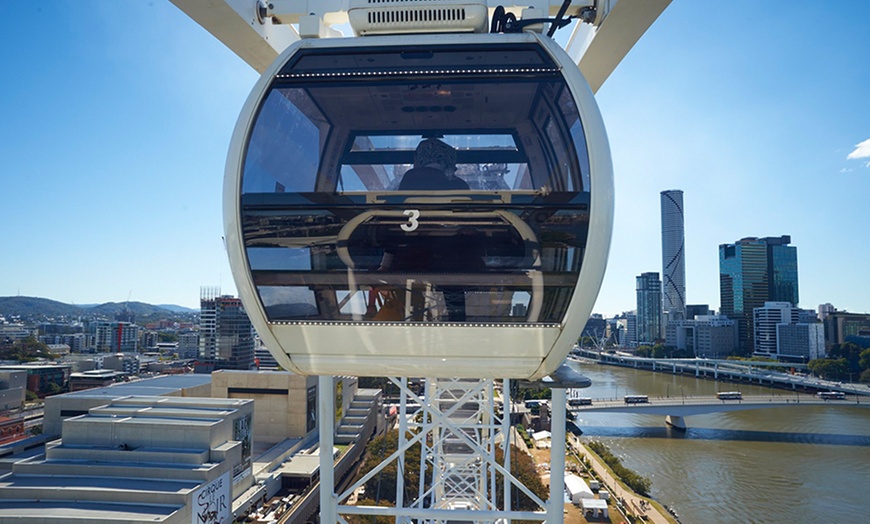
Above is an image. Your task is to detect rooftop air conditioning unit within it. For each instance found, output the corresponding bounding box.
[348,0,489,36]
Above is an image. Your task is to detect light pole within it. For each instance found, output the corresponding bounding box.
[679,385,684,405]
[666,383,670,399]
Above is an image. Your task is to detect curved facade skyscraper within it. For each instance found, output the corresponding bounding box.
[661,190,686,320]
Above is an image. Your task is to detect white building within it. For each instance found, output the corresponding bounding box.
[753,302,823,361]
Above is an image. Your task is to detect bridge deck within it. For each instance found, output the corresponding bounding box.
[568,395,869,417]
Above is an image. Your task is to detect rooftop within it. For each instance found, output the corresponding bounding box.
[61,374,211,398]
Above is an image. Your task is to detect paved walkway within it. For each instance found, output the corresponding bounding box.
[567,438,673,524]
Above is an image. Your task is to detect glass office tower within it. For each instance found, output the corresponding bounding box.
[636,272,663,345]
[719,236,798,354]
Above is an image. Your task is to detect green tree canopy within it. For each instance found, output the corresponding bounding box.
[808,358,849,380]
[829,342,864,372]
[357,429,425,505]
[0,336,56,362]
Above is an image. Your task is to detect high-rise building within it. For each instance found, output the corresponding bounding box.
[661,190,686,321]
[719,235,799,353]
[624,312,637,348]
[636,272,662,345]
[753,302,800,356]
[198,288,255,372]
[753,301,823,361]
[93,321,138,353]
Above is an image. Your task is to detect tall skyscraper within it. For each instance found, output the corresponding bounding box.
[198,287,255,372]
[661,190,686,321]
[636,272,662,345]
[719,235,799,354]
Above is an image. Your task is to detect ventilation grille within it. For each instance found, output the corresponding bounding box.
[348,1,488,35]
[368,7,467,25]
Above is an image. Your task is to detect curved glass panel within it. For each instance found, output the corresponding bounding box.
[241,42,591,324]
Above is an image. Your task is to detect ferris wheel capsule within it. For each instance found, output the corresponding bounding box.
[224,31,613,379]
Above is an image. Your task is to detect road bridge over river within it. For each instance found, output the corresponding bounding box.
[568,394,870,430]
[572,349,870,397]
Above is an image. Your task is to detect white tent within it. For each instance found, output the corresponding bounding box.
[581,498,609,518]
[564,473,594,504]
[531,430,551,442]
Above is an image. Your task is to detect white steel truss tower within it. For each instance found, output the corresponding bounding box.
[318,374,579,523]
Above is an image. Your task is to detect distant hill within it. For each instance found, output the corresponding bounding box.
[158,304,197,313]
[0,296,80,319]
[0,296,197,323]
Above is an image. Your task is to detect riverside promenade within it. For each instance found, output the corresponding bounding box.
[566,435,675,524]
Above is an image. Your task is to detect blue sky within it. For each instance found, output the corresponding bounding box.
[1,1,868,315]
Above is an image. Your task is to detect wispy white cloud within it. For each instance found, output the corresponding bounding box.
[846,138,870,160]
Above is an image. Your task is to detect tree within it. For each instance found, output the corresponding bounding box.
[829,342,864,372]
[859,347,870,371]
[158,332,178,343]
[808,358,849,380]
[357,429,425,505]
[861,369,870,383]
[0,336,56,362]
[492,444,549,511]
[587,441,652,496]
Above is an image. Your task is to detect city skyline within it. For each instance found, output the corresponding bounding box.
[1,2,869,315]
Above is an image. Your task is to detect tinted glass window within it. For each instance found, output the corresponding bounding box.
[240,42,592,325]
[243,89,327,193]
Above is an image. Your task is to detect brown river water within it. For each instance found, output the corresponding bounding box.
[566,360,870,523]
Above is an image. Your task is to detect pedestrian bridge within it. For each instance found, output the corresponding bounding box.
[568,395,870,430]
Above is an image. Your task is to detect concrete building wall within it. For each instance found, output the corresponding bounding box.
[211,370,318,445]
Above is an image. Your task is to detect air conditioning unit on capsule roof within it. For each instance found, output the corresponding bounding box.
[348,0,489,36]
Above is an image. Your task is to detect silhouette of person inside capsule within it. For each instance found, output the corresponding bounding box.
[398,138,470,191]
[378,138,483,321]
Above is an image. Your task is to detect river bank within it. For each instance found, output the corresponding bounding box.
[567,437,677,524]
[518,422,675,524]
[565,361,870,523]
